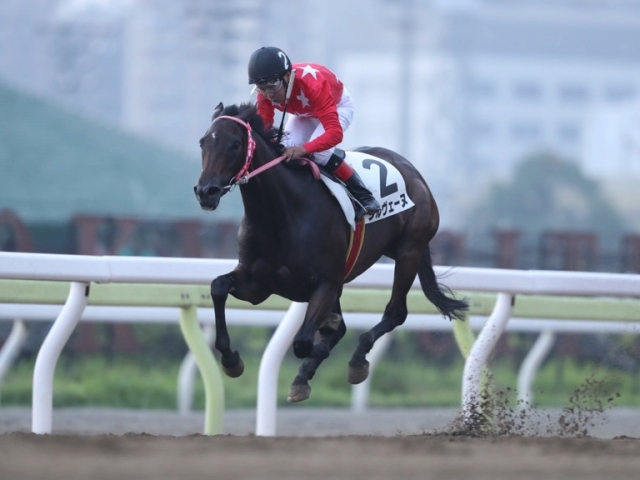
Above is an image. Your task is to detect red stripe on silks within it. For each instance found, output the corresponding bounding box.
[344,217,366,278]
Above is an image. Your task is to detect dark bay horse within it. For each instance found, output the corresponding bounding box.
[195,102,468,402]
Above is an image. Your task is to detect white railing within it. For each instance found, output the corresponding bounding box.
[2,305,638,415]
[1,251,640,436]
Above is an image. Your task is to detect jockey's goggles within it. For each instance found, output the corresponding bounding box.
[256,77,284,93]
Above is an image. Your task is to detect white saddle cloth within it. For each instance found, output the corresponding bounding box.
[320,151,415,230]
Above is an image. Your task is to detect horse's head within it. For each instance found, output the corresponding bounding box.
[194,102,255,211]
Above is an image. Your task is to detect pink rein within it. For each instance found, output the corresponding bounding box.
[213,115,320,189]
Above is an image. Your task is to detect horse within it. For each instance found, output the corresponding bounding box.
[194,102,469,402]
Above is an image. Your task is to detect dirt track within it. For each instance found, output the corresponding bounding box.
[2,407,640,479]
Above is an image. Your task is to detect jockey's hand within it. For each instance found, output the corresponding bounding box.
[283,145,307,161]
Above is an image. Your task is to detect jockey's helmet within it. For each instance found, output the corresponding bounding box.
[248,47,292,85]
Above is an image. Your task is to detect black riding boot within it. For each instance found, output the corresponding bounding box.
[342,170,381,220]
[325,150,381,221]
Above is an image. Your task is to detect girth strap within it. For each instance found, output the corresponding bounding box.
[344,217,366,278]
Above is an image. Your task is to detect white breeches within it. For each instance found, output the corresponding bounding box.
[282,87,354,166]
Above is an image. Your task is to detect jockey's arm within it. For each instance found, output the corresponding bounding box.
[302,87,343,155]
[303,110,342,154]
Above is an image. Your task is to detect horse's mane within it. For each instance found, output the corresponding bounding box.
[220,103,283,156]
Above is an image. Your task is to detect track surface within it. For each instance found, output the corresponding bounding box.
[2,407,640,479]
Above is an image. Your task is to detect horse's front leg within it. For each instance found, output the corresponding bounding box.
[211,265,271,378]
[288,303,347,403]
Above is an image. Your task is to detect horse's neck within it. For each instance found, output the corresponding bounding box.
[241,141,287,208]
[240,142,309,222]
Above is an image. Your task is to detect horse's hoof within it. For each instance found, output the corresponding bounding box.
[287,384,311,403]
[222,358,244,378]
[292,338,313,358]
[348,361,370,384]
[221,351,244,378]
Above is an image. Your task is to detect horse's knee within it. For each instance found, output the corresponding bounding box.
[210,275,232,300]
[384,302,409,327]
[293,337,313,359]
[318,322,346,352]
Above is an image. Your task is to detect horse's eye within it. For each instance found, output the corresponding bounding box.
[231,140,242,150]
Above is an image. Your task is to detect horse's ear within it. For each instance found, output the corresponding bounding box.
[212,102,224,121]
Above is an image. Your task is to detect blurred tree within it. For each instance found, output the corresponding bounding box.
[465,152,626,245]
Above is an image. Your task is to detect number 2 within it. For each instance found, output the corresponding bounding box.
[362,159,398,198]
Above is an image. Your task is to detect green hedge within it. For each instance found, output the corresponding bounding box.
[1,327,638,409]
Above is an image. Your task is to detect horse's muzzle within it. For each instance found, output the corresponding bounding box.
[194,183,222,211]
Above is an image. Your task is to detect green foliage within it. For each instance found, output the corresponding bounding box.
[2,328,639,410]
[2,356,182,408]
[130,324,188,358]
[466,152,626,243]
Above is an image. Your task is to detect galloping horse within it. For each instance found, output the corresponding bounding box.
[194,102,468,402]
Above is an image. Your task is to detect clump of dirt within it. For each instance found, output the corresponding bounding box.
[441,374,620,438]
[549,376,621,437]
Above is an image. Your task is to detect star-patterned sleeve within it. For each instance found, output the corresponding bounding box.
[256,93,275,130]
[301,81,343,154]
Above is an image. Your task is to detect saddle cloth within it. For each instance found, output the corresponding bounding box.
[320,151,415,230]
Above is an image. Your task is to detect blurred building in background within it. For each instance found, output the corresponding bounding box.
[342,0,640,227]
[0,0,127,124]
[122,0,265,152]
[2,0,640,230]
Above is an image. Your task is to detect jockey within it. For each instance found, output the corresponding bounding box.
[248,46,381,221]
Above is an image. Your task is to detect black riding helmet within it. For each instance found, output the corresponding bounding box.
[248,47,292,84]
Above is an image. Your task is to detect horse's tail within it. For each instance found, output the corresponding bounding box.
[417,245,469,321]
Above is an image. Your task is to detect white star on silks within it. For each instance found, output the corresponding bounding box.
[296,91,310,108]
[301,64,320,79]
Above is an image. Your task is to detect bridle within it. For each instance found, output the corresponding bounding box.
[210,115,318,192]
[211,115,258,192]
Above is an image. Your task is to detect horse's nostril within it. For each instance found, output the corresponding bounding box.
[205,186,219,197]
[195,184,220,201]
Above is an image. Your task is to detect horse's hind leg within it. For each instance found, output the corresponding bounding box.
[288,302,346,403]
[211,264,271,378]
[348,254,419,384]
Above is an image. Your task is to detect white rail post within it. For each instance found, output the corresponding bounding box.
[256,302,307,437]
[178,306,224,435]
[461,292,513,425]
[32,281,89,434]
[517,330,556,409]
[0,319,28,404]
